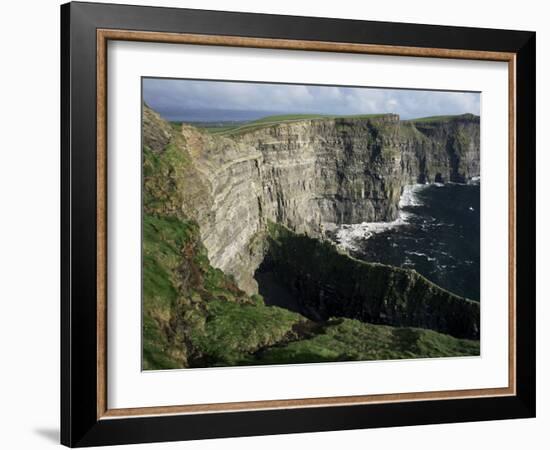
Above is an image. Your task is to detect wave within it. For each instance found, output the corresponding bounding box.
[335,184,430,251]
[398,184,429,207]
[331,180,476,252]
[333,184,428,251]
[334,212,412,252]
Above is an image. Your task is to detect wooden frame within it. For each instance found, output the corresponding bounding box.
[62,1,535,446]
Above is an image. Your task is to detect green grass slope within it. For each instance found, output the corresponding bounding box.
[142,212,309,369]
[192,113,391,136]
[406,113,480,123]
[254,318,480,365]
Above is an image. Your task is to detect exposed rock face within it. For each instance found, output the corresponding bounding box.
[143,106,480,294]
[143,105,173,153]
[400,115,481,184]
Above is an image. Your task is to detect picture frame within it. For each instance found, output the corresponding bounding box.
[60,1,536,447]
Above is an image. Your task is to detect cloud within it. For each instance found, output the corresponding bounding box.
[143,78,480,121]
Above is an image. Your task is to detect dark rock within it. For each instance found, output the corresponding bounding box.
[264,223,479,340]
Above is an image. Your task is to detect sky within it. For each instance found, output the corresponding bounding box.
[143,78,480,122]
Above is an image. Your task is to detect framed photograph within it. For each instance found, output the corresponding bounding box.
[61,1,536,447]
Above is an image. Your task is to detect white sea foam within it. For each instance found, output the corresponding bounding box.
[334,213,411,252]
[334,183,429,252]
[398,184,428,207]
[469,176,481,185]
[405,250,428,257]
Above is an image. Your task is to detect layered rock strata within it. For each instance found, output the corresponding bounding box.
[143,106,480,295]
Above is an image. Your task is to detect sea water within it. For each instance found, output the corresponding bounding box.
[331,182,480,301]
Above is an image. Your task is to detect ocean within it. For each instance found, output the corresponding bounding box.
[331,182,480,301]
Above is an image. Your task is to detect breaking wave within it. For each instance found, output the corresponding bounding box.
[333,212,412,252]
[326,181,480,300]
[333,184,428,252]
[398,184,429,207]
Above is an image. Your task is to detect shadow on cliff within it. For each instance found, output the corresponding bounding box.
[255,262,306,317]
[254,222,480,340]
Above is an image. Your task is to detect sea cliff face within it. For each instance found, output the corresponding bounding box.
[263,223,479,339]
[143,106,480,294]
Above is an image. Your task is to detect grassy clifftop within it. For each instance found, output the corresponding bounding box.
[183,112,478,137]
[406,113,479,123]
[193,112,395,136]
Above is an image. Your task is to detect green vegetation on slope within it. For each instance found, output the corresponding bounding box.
[254,318,480,365]
[169,121,182,132]
[197,125,239,134]
[143,143,189,214]
[191,299,307,366]
[142,212,309,369]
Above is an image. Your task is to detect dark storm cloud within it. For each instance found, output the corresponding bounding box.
[143,78,480,122]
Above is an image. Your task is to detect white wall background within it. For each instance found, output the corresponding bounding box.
[0,0,546,448]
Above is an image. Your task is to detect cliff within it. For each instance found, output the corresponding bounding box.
[143,106,480,294]
[263,222,479,339]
